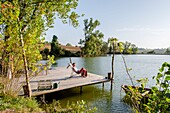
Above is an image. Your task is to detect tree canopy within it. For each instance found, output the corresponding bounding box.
[80,18,104,57]
[0,0,80,97]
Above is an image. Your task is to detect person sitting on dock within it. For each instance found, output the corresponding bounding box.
[68,63,87,77]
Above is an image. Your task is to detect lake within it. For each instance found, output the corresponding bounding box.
[48,55,170,113]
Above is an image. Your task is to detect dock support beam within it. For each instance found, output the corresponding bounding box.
[108,72,113,90]
[39,94,46,103]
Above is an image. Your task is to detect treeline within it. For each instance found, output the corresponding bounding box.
[41,36,138,59]
[138,47,170,55]
[40,35,81,60]
[165,47,170,54]
[42,18,138,58]
[78,18,138,57]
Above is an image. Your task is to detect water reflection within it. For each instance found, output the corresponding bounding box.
[45,85,113,109]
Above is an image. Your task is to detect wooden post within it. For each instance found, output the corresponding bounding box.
[110,79,113,90]
[102,82,104,88]
[46,69,47,75]
[45,63,48,75]
[43,94,45,101]
[23,85,29,97]
[108,72,112,79]
[108,72,113,90]
[40,94,46,103]
[80,86,83,94]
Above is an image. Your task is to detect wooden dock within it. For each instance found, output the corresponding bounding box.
[19,67,112,97]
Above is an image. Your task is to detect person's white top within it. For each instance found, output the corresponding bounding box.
[69,63,78,72]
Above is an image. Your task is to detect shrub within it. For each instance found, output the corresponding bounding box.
[0,95,42,112]
[123,62,170,112]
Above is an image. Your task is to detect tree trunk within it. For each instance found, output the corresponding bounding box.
[7,55,14,79]
[7,60,12,79]
[20,34,32,97]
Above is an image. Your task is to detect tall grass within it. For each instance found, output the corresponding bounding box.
[0,77,21,97]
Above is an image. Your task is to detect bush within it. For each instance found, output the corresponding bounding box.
[123,62,170,112]
[0,95,42,112]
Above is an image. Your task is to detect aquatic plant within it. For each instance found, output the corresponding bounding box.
[41,100,97,113]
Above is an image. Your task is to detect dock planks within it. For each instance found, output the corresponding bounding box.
[19,67,111,96]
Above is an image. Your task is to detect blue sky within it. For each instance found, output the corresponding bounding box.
[45,0,170,49]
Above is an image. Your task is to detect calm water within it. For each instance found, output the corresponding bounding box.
[47,55,170,113]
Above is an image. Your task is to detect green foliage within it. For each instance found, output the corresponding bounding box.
[108,38,124,53]
[80,18,104,57]
[101,41,109,54]
[164,47,170,55]
[66,43,72,46]
[0,95,42,112]
[107,39,138,54]
[144,62,170,112]
[123,62,170,112]
[50,35,62,57]
[0,94,96,112]
[0,0,80,77]
[131,44,138,54]
[147,50,155,54]
[136,78,149,89]
[122,86,144,112]
[42,100,97,113]
[122,41,138,54]
[1,0,80,97]
[40,48,50,60]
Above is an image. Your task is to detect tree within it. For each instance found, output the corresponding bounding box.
[123,41,138,54]
[147,50,155,54]
[50,35,61,57]
[101,41,109,54]
[131,44,138,54]
[108,38,118,81]
[108,38,124,54]
[80,18,104,57]
[108,38,134,86]
[41,48,49,60]
[164,47,170,55]
[123,41,132,54]
[66,43,72,46]
[0,0,80,97]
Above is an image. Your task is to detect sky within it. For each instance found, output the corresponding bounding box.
[45,0,170,49]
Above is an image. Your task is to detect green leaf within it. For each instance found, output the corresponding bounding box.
[159,68,164,72]
[165,75,170,81]
[151,86,158,91]
[166,98,170,103]
[161,83,169,88]
[162,62,168,67]
[157,72,163,78]
[165,70,170,75]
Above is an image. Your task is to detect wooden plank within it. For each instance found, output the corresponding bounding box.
[37,80,52,90]
[31,78,110,96]
[18,67,111,96]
